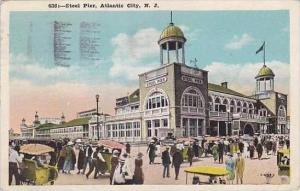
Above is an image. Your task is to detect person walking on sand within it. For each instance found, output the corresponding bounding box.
[161,147,171,178]
[235,151,245,184]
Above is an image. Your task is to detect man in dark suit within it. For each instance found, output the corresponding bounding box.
[172,148,183,180]
[218,141,224,164]
[82,143,93,174]
[161,147,171,178]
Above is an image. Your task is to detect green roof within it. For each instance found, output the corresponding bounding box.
[39,117,91,130]
[129,89,140,103]
[159,23,185,41]
[256,65,275,78]
[208,83,246,97]
[35,123,56,129]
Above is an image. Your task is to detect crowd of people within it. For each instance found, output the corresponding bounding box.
[146,134,290,184]
[9,134,290,185]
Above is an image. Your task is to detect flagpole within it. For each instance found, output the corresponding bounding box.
[263,41,265,66]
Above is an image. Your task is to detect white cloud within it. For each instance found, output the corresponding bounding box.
[109,28,161,80]
[204,60,289,95]
[10,53,105,85]
[225,33,254,50]
[178,25,201,41]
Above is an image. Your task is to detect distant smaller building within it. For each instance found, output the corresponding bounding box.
[9,128,20,140]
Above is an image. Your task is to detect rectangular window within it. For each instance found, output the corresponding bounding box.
[162,97,165,107]
[188,95,193,106]
[163,119,168,127]
[193,96,197,107]
[156,97,161,108]
[152,98,156,108]
[154,120,160,128]
[147,120,152,137]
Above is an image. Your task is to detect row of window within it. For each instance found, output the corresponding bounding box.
[146,119,168,137]
[210,103,255,114]
[146,92,168,110]
[50,125,89,134]
[106,122,141,138]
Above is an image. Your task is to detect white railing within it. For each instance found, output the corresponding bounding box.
[181,106,204,114]
[144,107,169,116]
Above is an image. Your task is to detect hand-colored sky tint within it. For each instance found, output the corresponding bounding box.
[9,11,289,132]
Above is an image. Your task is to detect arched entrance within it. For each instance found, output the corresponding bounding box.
[244,124,254,136]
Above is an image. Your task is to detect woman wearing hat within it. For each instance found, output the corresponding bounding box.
[225,152,235,184]
[133,152,144,184]
[211,142,219,163]
[77,144,85,174]
[63,141,75,174]
[110,150,120,184]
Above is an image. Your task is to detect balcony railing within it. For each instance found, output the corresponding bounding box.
[144,107,169,117]
[181,106,204,114]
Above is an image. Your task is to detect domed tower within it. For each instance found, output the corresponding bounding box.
[21,118,26,125]
[255,64,275,94]
[61,113,65,124]
[158,13,186,65]
[33,111,40,126]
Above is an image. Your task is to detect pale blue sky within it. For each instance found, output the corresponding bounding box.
[10,11,289,87]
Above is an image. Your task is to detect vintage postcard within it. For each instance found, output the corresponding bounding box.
[1,0,299,190]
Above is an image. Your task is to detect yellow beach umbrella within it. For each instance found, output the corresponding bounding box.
[20,143,54,155]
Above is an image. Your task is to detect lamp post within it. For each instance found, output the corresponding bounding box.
[267,114,271,134]
[226,109,230,136]
[96,94,100,140]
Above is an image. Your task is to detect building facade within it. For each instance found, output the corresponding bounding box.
[20,20,288,142]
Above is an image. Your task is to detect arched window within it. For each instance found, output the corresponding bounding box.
[230,100,235,113]
[214,97,221,111]
[181,87,204,109]
[222,99,229,112]
[242,102,248,113]
[249,103,254,114]
[146,92,168,110]
[278,105,286,118]
[237,101,242,113]
[208,95,213,111]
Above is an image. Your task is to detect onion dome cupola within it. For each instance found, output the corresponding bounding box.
[21,118,26,125]
[33,111,40,126]
[158,12,186,65]
[255,64,275,93]
[61,113,65,124]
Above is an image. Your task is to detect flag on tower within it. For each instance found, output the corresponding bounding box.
[256,41,265,54]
